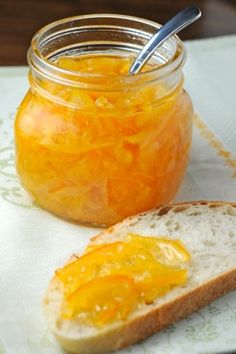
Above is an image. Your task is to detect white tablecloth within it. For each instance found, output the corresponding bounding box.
[0,35,236,354]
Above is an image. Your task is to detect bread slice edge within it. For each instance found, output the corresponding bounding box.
[44,201,236,354]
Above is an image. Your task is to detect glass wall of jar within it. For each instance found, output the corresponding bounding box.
[14,14,193,226]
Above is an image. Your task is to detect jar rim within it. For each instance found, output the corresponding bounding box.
[28,14,186,89]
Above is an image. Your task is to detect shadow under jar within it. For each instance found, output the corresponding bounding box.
[14,14,193,226]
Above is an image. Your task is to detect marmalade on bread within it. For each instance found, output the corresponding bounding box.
[55,234,190,326]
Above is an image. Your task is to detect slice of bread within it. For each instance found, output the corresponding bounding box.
[44,201,236,354]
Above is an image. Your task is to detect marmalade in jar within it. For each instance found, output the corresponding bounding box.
[14,15,193,226]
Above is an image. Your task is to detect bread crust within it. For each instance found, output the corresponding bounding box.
[91,200,236,242]
[113,268,236,349]
[44,201,236,354]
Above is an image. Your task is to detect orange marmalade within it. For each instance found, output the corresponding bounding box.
[14,15,193,226]
[56,234,190,326]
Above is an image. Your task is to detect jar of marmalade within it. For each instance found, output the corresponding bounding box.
[15,14,193,226]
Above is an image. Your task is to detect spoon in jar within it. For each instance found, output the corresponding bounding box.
[129,5,201,75]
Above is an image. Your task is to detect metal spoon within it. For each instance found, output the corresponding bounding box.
[129,5,201,75]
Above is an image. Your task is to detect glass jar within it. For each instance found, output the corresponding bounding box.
[14,14,193,226]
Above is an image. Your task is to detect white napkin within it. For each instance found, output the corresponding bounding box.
[0,35,236,354]
[184,35,236,155]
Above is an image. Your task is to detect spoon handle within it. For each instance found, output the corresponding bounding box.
[129,5,201,75]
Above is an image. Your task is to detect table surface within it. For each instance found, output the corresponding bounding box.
[0,0,236,65]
